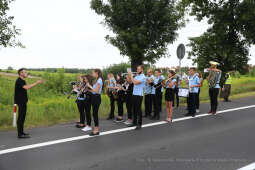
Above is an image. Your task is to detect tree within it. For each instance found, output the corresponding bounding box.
[90,0,185,71]
[0,0,23,48]
[183,0,255,74]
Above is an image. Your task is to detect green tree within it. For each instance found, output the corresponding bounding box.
[0,0,23,48]
[183,0,254,74]
[90,0,185,71]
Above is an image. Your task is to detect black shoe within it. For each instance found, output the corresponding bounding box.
[191,114,196,117]
[114,117,124,123]
[107,116,114,120]
[76,124,85,128]
[135,126,142,130]
[184,113,192,117]
[18,134,30,139]
[127,124,136,127]
[150,116,156,120]
[22,132,30,136]
[89,132,100,136]
[156,115,160,120]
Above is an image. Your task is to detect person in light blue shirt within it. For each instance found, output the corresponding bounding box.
[159,74,165,112]
[151,69,163,120]
[127,65,146,130]
[86,69,104,136]
[106,73,117,120]
[185,67,201,117]
[164,70,177,122]
[173,73,182,108]
[144,69,154,117]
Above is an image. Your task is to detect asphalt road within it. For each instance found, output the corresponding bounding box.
[0,97,255,170]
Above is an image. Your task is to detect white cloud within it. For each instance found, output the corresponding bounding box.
[0,0,254,69]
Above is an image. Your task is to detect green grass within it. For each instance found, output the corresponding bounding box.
[0,73,255,131]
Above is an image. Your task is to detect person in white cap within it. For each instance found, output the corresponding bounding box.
[206,61,222,115]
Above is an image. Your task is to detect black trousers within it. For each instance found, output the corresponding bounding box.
[117,97,124,117]
[196,88,200,109]
[17,103,27,135]
[188,93,197,115]
[91,95,101,127]
[172,88,180,107]
[109,95,115,118]
[132,95,143,126]
[144,94,152,116]
[209,88,220,112]
[159,92,163,112]
[223,84,231,101]
[85,97,92,126]
[153,93,161,117]
[77,100,86,124]
[125,95,133,119]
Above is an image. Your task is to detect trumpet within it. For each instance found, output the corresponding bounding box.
[162,75,176,87]
[121,72,138,77]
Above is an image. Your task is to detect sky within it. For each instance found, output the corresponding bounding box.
[0,0,255,70]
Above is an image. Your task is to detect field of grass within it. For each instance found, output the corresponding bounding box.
[0,72,255,131]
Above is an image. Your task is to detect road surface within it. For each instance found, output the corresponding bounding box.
[0,97,255,170]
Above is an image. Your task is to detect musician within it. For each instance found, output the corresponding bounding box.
[184,67,200,117]
[172,71,181,108]
[114,73,125,122]
[164,70,177,122]
[159,73,165,112]
[151,69,163,120]
[206,61,222,115]
[144,69,154,118]
[14,68,44,139]
[196,71,203,113]
[221,71,232,102]
[106,73,116,120]
[86,69,104,136]
[127,65,146,130]
[81,74,93,132]
[73,75,87,128]
[123,75,134,126]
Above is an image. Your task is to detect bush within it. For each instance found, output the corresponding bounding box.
[233,71,241,78]
[249,67,255,77]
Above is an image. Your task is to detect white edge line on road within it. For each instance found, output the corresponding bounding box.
[0,105,255,155]
[238,162,255,170]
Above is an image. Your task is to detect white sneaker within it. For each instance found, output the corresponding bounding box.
[196,109,200,113]
[81,126,92,132]
[124,120,132,125]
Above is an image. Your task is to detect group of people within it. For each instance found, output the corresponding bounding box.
[14,61,233,139]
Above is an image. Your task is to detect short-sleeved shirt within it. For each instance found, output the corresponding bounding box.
[176,75,182,88]
[160,75,165,92]
[14,77,28,104]
[133,74,146,96]
[108,78,116,88]
[92,78,103,95]
[144,75,154,95]
[188,74,200,93]
[152,76,162,95]
[166,78,176,89]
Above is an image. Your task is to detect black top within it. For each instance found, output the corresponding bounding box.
[125,83,134,96]
[14,78,28,104]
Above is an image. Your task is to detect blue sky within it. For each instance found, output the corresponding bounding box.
[1,0,254,69]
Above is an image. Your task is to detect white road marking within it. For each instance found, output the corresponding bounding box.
[238,162,255,170]
[0,105,255,156]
